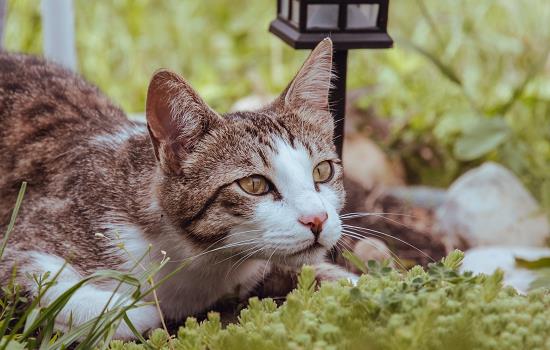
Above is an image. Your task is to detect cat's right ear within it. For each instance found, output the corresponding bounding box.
[146,70,221,174]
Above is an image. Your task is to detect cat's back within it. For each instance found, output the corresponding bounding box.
[0,52,129,144]
[0,52,131,215]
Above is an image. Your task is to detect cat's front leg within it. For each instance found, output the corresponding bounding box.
[17,251,161,340]
[49,282,161,340]
[312,261,359,285]
[259,262,358,298]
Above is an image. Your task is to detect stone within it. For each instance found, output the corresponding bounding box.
[353,237,394,266]
[461,246,550,294]
[385,185,447,210]
[343,133,404,190]
[435,162,549,248]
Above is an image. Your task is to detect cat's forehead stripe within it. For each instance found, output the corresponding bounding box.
[225,110,318,161]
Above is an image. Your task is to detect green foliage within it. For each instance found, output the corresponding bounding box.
[3,1,550,347]
[356,1,550,210]
[1,3,548,348]
[516,256,550,291]
[0,187,176,349]
[5,1,550,210]
[5,0,305,114]
[98,250,550,350]
[1,187,549,348]
[0,182,26,260]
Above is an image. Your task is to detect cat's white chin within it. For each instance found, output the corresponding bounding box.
[272,244,330,267]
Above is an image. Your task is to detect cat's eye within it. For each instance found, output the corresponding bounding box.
[238,175,270,195]
[313,160,333,183]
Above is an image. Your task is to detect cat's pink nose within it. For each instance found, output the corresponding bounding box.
[298,212,328,238]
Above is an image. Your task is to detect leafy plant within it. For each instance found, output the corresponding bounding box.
[354,0,550,212]
[516,255,550,290]
[6,1,549,212]
[102,251,550,350]
[0,184,177,349]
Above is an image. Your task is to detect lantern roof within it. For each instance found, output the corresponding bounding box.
[270,0,393,50]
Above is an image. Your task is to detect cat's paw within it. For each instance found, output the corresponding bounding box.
[50,282,162,340]
[54,302,161,340]
[114,303,161,340]
[313,262,358,284]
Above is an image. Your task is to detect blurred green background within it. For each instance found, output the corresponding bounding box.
[5,0,550,210]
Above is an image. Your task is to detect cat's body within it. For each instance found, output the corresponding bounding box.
[0,39,352,338]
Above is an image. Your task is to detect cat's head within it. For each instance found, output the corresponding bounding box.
[146,38,344,266]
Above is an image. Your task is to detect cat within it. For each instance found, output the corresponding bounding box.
[0,38,354,339]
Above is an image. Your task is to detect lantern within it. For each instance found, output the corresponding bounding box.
[269,0,393,157]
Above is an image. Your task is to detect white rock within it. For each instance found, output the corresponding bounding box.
[385,185,447,210]
[461,246,550,294]
[436,162,549,248]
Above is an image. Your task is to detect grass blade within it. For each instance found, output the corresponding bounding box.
[0,182,27,260]
[342,250,368,274]
[122,313,154,349]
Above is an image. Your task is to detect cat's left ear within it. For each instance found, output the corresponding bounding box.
[283,38,334,112]
[146,70,221,174]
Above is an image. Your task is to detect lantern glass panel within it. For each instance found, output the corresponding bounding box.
[279,0,289,19]
[290,0,300,26]
[347,4,379,29]
[306,4,339,30]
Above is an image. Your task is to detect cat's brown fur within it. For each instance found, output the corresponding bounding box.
[0,51,133,272]
[0,39,354,338]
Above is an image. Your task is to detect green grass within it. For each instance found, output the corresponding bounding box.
[2,1,550,348]
[64,253,550,349]
[5,0,550,212]
[3,227,550,349]
[0,185,179,349]
[1,186,549,349]
[122,256,549,350]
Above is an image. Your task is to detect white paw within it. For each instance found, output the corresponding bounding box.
[54,302,161,340]
[46,282,161,340]
[114,303,161,340]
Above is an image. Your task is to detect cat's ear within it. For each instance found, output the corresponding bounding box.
[283,38,334,112]
[146,70,221,174]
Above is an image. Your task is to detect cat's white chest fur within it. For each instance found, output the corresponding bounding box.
[154,258,267,319]
[105,220,268,320]
[3,38,350,342]
[25,221,267,340]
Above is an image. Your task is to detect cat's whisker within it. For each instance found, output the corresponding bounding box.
[340,212,416,219]
[361,214,414,230]
[168,238,262,263]
[199,229,262,256]
[341,212,419,232]
[334,241,351,270]
[346,235,406,270]
[342,225,434,262]
[231,245,263,270]
[262,244,280,280]
[228,246,264,277]
[338,239,354,253]
[223,244,263,280]
[328,243,336,262]
[214,242,265,265]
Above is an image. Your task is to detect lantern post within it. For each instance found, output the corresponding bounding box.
[269,0,393,158]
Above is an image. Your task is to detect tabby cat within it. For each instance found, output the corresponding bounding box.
[0,38,353,338]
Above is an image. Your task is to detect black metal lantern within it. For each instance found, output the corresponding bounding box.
[269,0,393,157]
